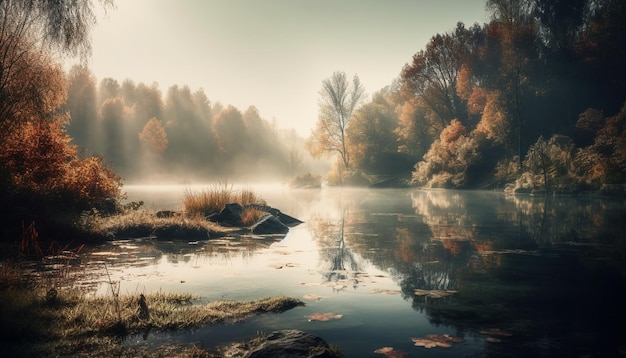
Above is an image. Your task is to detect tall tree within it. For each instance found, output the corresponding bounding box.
[306,71,365,169]
[65,65,98,151]
[346,89,399,174]
[401,23,480,130]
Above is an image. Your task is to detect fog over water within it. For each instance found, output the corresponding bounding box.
[77,185,626,357]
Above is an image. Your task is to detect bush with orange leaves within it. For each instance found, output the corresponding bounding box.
[0,35,122,242]
[0,119,123,214]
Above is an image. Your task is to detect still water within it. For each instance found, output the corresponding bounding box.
[81,185,626,357]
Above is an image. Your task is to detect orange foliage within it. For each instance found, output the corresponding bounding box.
[139,117,168,154]
[456,64,472,101]
[0,120,122,210]
[476,91,509,144]
[467,87,488,116]
[440,119,467,144]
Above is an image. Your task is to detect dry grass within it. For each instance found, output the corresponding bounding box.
[0,287,303,357]
[182,184,265,218]
[240,207,267,226]
[95,210,232,239]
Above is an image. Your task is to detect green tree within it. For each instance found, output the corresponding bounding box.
[306,71,365,169]
[346,89,400,174]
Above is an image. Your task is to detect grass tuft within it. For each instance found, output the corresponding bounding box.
[182,184,265,218]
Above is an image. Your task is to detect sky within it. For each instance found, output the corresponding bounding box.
[78,0,488,136]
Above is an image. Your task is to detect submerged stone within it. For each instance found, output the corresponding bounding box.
[245,329,336,358]
[251,214,289,235]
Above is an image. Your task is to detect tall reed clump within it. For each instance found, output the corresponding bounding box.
[182,184,265,218]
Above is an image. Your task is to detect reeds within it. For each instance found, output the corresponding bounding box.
[182,184,265,218]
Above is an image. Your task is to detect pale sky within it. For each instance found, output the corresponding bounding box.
[78,0,488,135]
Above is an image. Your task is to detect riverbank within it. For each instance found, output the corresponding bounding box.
[0,285,310,357]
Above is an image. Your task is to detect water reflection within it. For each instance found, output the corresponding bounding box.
[324,189,626,357]
[77,186,625,356]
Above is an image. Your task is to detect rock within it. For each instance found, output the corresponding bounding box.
[155,210,179,218]
[245,329,336,358]
[206,203,245,226]
[251,214,289,235]
[246,204,303,227]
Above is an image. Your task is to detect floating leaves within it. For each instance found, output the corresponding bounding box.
[303,293,324,301]
[414,289,458,298]
[374,346,407,357]
[411,334,464,348]
[480,328,512,343]
[371,288,401,295]
[306,312,343,321]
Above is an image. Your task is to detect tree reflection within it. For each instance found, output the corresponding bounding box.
[309,210,362,290]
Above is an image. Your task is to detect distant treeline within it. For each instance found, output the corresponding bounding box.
[313,0,625,193]
[64,70,323,182]
[64,0,626,193]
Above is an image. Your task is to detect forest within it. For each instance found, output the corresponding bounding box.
[306,0,626,193]
[63,71,322,182]
[62,0,626,194]
[1,0,625,242]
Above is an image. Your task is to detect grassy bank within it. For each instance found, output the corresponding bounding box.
[0,186,314,356]
[0,287,304,357]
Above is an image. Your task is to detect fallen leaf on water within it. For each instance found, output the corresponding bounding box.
[411,334,463,348]
[374,347,393,354]
[427,334,464,343]
[371,288,401,295]
[411,338,438,348]
[306,312,343,321]
[303,293,324,301]
[374,346,407,357]
[479,328,512,337]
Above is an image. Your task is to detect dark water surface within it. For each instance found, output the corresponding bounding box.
[81,185,626,357]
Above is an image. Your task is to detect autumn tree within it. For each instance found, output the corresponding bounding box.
[412,119,481,188]
[401,23,481,130]
[306,71,365,169]
[139,117,168,155]
[574,103,626,187]
[475,90,510,145]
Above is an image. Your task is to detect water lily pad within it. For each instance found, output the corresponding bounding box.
[306,312,343,321]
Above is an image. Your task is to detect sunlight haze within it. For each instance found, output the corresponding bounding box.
[80,0,487,135]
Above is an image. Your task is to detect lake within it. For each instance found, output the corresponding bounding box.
[78,185,626,357]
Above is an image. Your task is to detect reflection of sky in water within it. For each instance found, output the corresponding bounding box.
[76,185,626,357]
